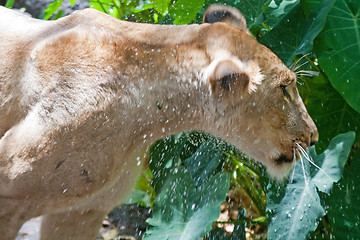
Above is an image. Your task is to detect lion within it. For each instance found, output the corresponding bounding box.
[0,4,318,240]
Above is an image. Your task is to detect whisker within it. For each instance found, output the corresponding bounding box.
[293,61,309,72]
[290,55,306,71]
[296,76,306,86]
[298,149,308,185]
[295,143,310,158]
[290,148,297,183]
[296,73,317,77]
[295,142,334,181]
[295,70,319,77]
[290,53,311,71]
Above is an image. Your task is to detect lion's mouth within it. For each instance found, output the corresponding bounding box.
[274,154,293,164]
[274,140,311,165]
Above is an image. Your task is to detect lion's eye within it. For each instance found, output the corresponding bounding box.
[280,85,291,101]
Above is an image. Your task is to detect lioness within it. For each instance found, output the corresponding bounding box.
[0,5,318,240]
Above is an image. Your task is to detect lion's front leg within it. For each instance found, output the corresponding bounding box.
[0,198,30,240]
[40,209,107,240]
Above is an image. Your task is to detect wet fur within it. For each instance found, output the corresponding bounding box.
[0,6,318,239]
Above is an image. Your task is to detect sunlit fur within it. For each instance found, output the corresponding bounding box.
[0,5,318,240]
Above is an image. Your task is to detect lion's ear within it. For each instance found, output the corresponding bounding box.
[205,59,264,97]
[203,5,249,34]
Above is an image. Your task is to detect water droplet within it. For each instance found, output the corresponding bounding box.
[136,156,141,166]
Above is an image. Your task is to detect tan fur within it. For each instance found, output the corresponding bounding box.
[0,6,318,239]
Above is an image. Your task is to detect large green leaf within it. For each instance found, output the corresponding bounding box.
[260,0,335,66]
[267,132,354,240]
[5,0,15,8]
[314,0,360,113]
[150,0,172,15]
[148,132,216,194]
[298,68,360,151]
[169,0,205,25]
[183,138,225,187]
[267,164,325,240]
[326,148,360,239]
[148,133,189,194]
[263,0,298,29]
[143,169,230,240]
[145,132,232,239]
[310,132,355,193]
[43,0,64,20]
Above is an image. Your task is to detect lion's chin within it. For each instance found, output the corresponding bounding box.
[265,161,294,182]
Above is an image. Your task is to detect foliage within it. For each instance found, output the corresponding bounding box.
[313,0,360,113]
[299,61,360,152]
[43,0,64,20]
[259,0,335,66]
[326,148,360,238]
[143,133,231,239]
[4,0,15,8]
[124,169,155,207]
[267,132,355,239]
[33,0,360,239]
[204,209,246,240]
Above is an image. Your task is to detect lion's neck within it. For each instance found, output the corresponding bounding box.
[109,73,207,149]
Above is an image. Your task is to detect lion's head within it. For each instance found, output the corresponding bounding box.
[199,5,318,179]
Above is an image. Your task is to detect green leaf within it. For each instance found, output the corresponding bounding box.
[143,169,230,240]
[298,68,360,151]
[267,132,354,240]
[169,0,205,25]
[70,0,76,7]
[327,148,360,239]
[150,0,172,15]
[313,0,360,113]
[133,3,155,13]
[234,0,269,27]
[90,1,111,15]
[124,170,154,207]
[5,0,15,8]
[145,132,231,239]
[52,9,65,20]
[263,0,298,30]
[44,0,64,20]
[310,131,355,193]
[260,0,335,66]
[148,133,188,194]
[267,164,325,240]
[301,0,321,17]
[183,138,225,187]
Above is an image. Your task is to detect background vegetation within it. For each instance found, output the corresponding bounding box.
[5,0,360,239]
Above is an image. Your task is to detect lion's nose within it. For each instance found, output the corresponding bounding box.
[309,126,319,147]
